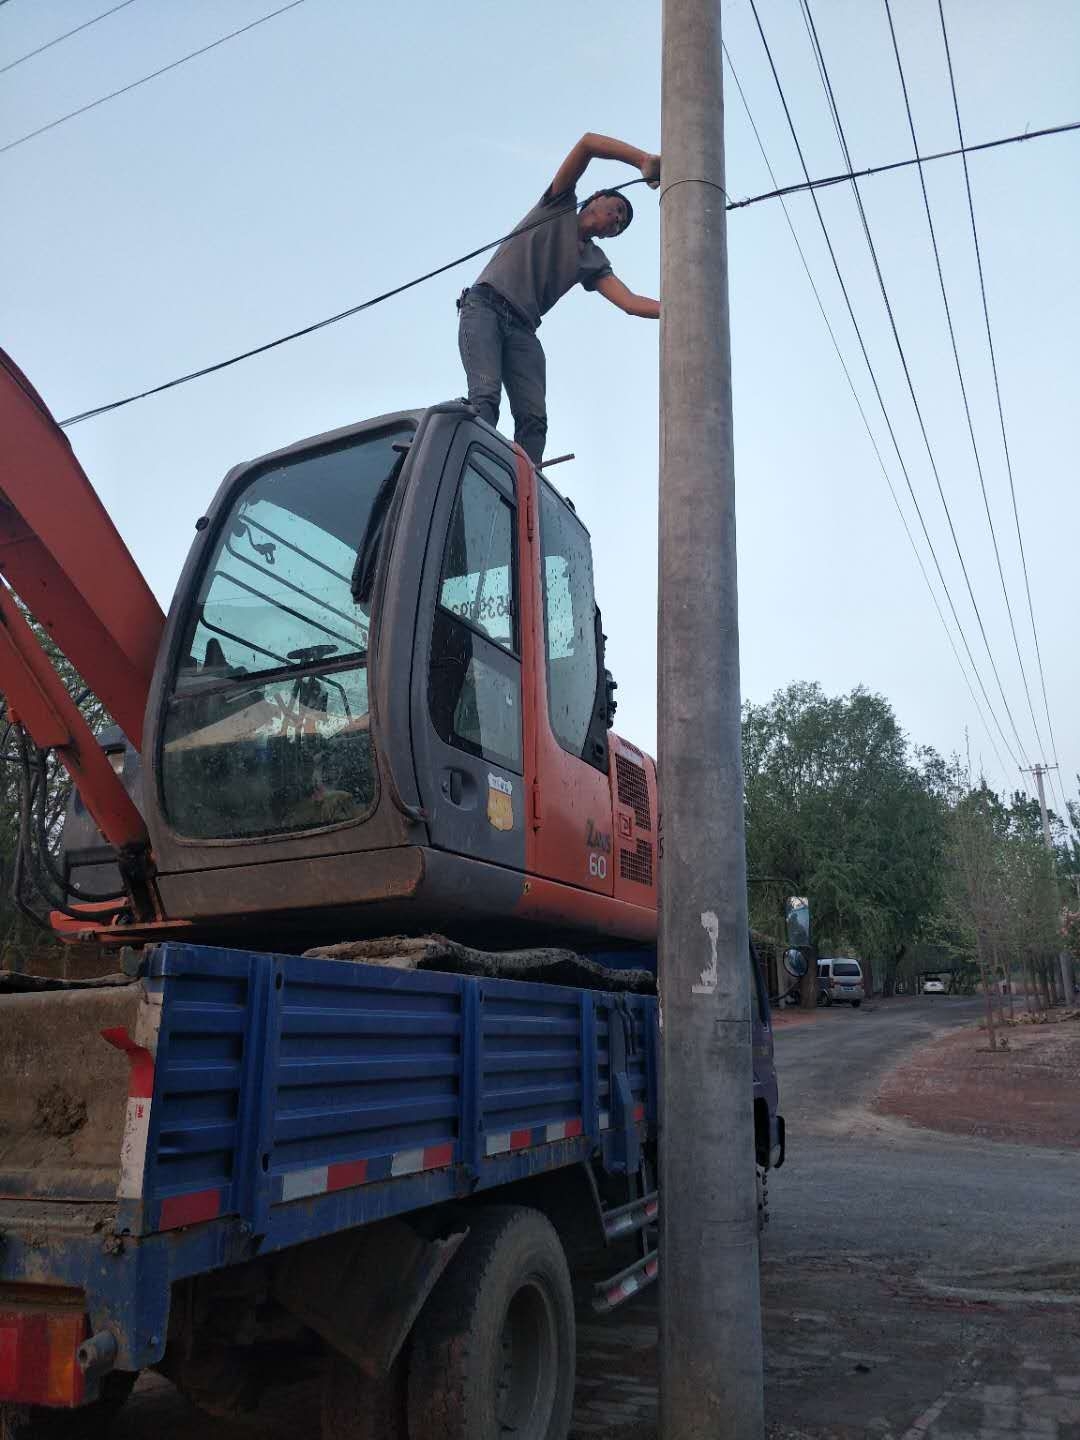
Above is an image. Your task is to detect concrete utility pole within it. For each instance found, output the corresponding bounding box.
[657,0,765,1436]
[1024,763,1073,1004]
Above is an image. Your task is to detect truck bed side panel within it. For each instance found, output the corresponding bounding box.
[137,944,655,1239]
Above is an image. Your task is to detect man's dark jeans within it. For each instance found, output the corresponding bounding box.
[457,285,546,465]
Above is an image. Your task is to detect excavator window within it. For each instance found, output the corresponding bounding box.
[538,482,605,771]
[428,448,522,774]
[159,426,410,838]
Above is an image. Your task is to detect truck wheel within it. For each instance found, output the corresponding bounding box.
[407,1206,575,1440]
[322,1349,407,1440]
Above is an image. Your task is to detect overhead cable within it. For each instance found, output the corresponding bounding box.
[747,0,1024,780]
[725,118,1080,212]
[937,0,1064,793]
[797,0,1034,780]
[0,0,139,77]
[723,41,1014,789]
[0,0,305,157]
[54,109,1080,431]
[58,178,653,427]
[883,0,1046,769]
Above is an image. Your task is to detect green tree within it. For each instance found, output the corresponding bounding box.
[743,683,947,1006]
[943,778,1066,1029]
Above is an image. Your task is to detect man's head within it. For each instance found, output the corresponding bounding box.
[579,188,633,239]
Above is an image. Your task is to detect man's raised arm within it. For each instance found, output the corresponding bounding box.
[550,133,661,197]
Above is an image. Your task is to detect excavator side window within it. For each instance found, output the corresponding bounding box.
[428,449,521,774]
[538,483,606,772]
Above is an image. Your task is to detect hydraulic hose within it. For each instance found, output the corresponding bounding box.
[12,727,124,921]
[30,744,126,903]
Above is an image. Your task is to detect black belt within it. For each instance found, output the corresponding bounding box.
[458,284,535,331]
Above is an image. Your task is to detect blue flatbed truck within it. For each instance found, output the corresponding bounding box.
[0,938,782,1440]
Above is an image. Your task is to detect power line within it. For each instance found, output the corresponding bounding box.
[882,0,1046,770]
[57,178,653,428]
[797,0,1034,781]
[937,0,1064,795]
[45,114,1078,427]
[0,0,305,157]
[726,118,1080,212]
[722,40,1014,789]
[746,0,1025,782]
[0,0,139,77]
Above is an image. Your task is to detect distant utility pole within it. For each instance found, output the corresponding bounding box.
[657,0,765,1436]
[1024,763,1073,1004]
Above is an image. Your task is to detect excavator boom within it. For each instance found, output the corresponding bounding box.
[0,350,164,899]
[0,350,164,746]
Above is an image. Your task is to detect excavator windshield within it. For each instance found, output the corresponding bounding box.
[160,426,411,838]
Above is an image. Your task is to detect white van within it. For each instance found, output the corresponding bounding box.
[817,957,865,1007]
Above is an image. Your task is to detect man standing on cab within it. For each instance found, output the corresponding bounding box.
[457,133,661,466]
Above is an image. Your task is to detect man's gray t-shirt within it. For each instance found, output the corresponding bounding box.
[474,187,613,329]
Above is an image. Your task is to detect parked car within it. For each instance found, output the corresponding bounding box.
[923,977,947,995]
[817,958,865,1006]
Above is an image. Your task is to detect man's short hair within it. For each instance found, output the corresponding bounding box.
[583,188,633,233]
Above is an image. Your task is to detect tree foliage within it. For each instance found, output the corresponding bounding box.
[943,779,1069,1029]
[743,682,947,999]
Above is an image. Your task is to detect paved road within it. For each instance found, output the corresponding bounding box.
[772,997,1080,1270]
[575,997,1080,1439]
[108,995,1080,1439]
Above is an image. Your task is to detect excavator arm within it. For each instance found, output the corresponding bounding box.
[0,350,164,744]
[0,349,165,913]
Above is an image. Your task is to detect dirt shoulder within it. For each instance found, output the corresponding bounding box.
[875,1010,1080,1148]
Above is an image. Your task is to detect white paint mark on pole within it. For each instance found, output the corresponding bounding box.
[693,910,720,994]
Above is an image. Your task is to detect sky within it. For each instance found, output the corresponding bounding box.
[3,0,1078,820]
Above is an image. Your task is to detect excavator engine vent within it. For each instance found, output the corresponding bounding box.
[619,839,654,887]
[615,754,651,830]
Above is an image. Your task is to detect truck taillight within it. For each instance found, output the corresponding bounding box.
[0,1307,87,1407]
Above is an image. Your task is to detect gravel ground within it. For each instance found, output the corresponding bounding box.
[876,1010,1080,1148]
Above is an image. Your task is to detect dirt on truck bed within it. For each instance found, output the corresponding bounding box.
[874,1011,1080,1149]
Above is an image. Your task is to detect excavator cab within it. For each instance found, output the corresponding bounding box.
[136,401,658,951]
[0,352,657,952]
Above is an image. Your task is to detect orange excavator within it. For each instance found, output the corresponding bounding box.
[0,348,658,957]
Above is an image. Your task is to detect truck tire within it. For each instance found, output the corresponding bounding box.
[406,1206,575,1440]
[322,1350,407,1440]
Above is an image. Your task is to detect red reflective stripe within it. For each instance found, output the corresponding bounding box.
[0,1312,45,1404]
[101,1026,154,1099]
[564,1118,584,1139]
[422,1143,454,1170]
[645,1258,658,1278]
[0,1321,19,1394]
[159,1189,221,1231]
[0,1310,85,1407]
[509,1129,532,1151]
[327,1159,368,1191]
[633,1104,645,1122]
